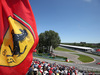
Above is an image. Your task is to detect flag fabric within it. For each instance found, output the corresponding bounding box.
[0,0,39,75]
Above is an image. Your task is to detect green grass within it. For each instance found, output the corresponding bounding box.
[55,55,67,59]
[76,54,94,63]
[69,61,74,63]
[55,47,75,52]
[34,53,67,61]
[34,56,74,63]
[33,53,74,63]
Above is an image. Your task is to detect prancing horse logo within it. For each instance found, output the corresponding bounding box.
[0,16,34,66]
[7,29,28,57]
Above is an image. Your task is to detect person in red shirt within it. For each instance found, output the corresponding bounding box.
[49,68,53,75]
[67,70,70,75]
[38,64,43,74]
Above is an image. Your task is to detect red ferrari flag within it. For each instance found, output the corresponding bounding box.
[0,0,39,75]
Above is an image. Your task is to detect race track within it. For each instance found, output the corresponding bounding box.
[34,47,100,71]
[54,47,100,71]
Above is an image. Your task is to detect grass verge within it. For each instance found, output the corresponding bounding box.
[75,54,94,63]
[55,47,75,52]
[33,56,74,63]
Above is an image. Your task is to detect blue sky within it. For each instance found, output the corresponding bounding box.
[29,0,100,43]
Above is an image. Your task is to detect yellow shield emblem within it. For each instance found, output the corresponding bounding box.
[0,16,34,66]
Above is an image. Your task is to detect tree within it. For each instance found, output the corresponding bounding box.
[38,30,61,53]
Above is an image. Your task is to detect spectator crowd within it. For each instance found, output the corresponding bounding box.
[26,59,97,75]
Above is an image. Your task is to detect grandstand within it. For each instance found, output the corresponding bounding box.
[59,44,95,52]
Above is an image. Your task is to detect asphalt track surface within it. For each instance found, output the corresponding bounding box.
[34,47,100,71]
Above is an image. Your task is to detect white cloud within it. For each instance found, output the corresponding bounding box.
[84,0,92,2]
